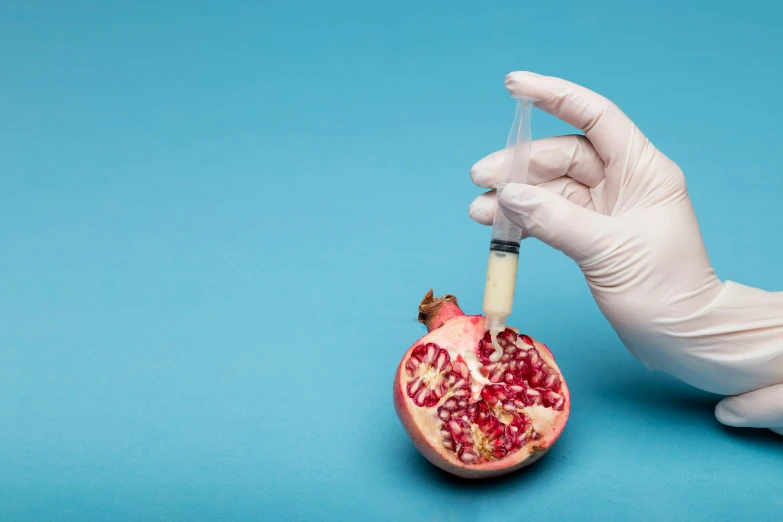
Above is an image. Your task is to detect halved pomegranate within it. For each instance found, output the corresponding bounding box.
[393,290,570,479]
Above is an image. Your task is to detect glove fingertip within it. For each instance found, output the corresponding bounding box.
[470,150,506,188]
[714,398,746,427]
[468,199,494,225]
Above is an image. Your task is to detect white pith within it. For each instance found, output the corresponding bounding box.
[419,365,444,388]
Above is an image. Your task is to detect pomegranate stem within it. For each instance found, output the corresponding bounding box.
[418,290,465,332]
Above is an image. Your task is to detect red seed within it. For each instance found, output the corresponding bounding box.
[436,350,450,370]
[481,387,497,405]
[459,448,478,464]
[530,370,545,387]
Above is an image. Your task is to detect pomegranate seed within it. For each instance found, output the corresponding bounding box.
[452,387,469,398]
[481,387,497,405]
[543,391,565,410]
[454,359,469,379]
[525,388,541,405]
[459,449,478,464]
[530,370,545,387]
[436,350,450,370]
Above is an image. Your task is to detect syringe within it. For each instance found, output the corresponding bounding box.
[482,96,535,362]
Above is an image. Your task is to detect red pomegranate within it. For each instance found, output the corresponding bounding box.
[393,290,570,479]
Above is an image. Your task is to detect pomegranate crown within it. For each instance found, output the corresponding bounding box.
[417,289,464,332]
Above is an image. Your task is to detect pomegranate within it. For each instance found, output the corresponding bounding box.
[393,290,570,479]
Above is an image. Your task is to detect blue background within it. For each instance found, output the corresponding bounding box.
[1,1,781,520]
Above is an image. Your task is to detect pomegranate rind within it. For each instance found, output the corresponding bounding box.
[393,314,570,479]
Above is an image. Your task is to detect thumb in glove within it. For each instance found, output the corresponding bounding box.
[497,183,613,265]
[715,383,783,436]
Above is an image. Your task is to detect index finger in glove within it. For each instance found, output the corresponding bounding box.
[504,72,645,166]
[470,135,605,189]
[504,72,650,215]
[715,383,783,430]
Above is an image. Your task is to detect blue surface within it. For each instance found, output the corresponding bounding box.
[1,1,782,520]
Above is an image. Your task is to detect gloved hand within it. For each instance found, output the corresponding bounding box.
[468,71,783,436]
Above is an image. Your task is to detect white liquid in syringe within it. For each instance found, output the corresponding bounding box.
[482,250,519,316]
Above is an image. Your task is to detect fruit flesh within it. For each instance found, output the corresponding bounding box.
[394,292,570,479]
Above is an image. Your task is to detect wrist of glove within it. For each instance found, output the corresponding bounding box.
[616,281,783,396]
[617,280,783,436]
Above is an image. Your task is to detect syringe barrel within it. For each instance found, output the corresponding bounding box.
[489,184,522,252]
[483,185,521,317]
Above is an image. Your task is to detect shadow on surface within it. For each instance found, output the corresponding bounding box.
[593,369,719,416]
[716,423,783,448]
[593,368,783,449]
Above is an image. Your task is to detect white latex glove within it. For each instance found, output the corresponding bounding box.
[468,72,783,436]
